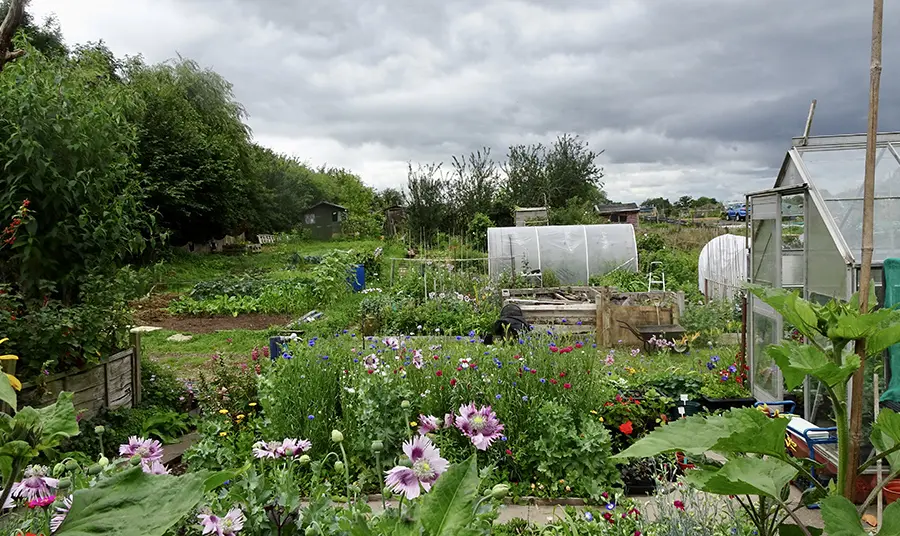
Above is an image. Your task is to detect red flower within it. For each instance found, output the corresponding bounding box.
[456,366,463,371]
[619,421,634,435]
[513,354,521,360]
[505,449,513,456]
[450,378,457,386]
[549,379,558,385]
[559,372,566,378]
[673,500,685,511]
[433,355,440,360]
[367,370,374,374]
[575,342,583,348]
[530,369,536,374]
[435,370,443,377]
[550,346,559,353]
[563,383,572,389]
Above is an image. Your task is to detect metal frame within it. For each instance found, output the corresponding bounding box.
[791,131,900,149]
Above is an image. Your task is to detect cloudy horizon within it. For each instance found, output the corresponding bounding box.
[28,0,900,204]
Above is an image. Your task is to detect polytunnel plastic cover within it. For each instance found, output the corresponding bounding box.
[698,234,746,300]
[487,224,638,285]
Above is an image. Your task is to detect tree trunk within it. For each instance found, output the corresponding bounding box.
[0,0,26,72]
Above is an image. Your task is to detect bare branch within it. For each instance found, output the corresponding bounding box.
[0,0,27,72]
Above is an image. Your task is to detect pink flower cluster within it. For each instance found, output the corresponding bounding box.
[252,438,312,459]
[120,436,170,475]
[417,403,505,451]
[199,508,245,535]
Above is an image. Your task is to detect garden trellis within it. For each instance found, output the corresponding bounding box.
[746,131,900,428]
[486,224,638,285]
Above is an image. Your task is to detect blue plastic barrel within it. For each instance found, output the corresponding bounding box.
[348,264,365,292]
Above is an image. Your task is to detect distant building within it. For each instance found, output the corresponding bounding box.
[302,201,347,240]
[594,203,640,228]
[514,207,549,227]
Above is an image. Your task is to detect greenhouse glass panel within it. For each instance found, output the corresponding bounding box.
[751,310,782,400]
[806,195,848,302]
[751,219,778,286]
[487,224,637,285]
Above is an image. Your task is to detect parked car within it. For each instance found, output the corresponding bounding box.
[725,203,747,221]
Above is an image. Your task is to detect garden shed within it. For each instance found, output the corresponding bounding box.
[746,131,900,427]
[302,201,347,240]
[487,224,638,285]
[698,233,746,300]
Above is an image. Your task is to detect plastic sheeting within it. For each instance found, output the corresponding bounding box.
[698,234,746,300]
[487,224,638,285]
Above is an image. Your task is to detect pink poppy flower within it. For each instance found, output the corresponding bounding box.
[418,414,441,435]
[12,465,58,500]
[384,435,449,499]
[119,436,164,462]
[455,403,504,450]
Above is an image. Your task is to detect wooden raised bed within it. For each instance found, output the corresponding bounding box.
[14,331,143,419]
[502,286,685,346]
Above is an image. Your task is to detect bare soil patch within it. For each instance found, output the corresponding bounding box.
[132,293,291,333]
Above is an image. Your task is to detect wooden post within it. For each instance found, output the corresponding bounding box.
[129,330,142,407]
[847,0,884,500]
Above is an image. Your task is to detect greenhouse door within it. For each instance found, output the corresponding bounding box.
[748,193,784,401]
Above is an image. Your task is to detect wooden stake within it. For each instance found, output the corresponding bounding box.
[847,0,884,501]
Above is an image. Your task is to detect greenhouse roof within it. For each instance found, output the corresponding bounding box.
[771,131,900,265]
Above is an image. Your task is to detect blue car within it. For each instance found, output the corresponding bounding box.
[726,203,747,221]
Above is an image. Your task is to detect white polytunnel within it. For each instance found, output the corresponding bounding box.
[698,233,747,300]
[487,224,638,285]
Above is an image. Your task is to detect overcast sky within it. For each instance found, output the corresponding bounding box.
[28,0,900,203]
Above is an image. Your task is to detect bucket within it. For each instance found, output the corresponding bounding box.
[884,479,900,505]
[347,264,365,292]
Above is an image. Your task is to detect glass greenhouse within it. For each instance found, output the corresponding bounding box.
[487,224,638,285]
[747,131,900,428]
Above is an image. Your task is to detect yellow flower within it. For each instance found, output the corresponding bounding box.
[558,479,565,484]
[219,409,229,414]
[599,416,605,422]
[219,431,228,437]
[237,414,245,420]
[565,486,571,492]
[410,421,418,427]
[590,410,597,415]
[0,338,22,391]
[249,402,257,407]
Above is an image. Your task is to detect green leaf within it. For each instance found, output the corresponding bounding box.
[750,286,820,339]
[865,312,900,355]
[820,495,867,536]
[880,500,900,535]
[614,408,790,459]
[418,455,480,536]
[0,374,16,411]
[55,467,210,536]
[35,391,80,447]
[765,340,859,391]
[827,310,893,341]
[870,409,900,470]
[684,457,797,499]
[203,469,240,492]
[779,524,823,536]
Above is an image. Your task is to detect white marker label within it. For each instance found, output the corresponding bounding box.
[678,406,686,416]
[680,394,689,402]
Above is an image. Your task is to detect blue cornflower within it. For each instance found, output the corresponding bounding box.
[342,329,348,334]
[721,374,729,381]
[469,330,476,337]
[456,335,462,341]
[728,365,738,373]
[540,378,546,383]
[322,355,329,360]
[522,395,529,402]
[484,351,490,356]
[501,436,507,441]
[707,362,715,370]
[561,318,567,323]
[577,321,583,326]
[584,512,594,522]
[351,333,356,337]
[496,394,502,400]
[518,339,525,344]
[307,415,315,420]
[606,503,615,510]
[523,366,531,372]
[282,352,293,360]
[353,358,359,363]
[711,355,720,363]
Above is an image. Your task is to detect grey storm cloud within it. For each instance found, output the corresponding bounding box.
[30,0,900,201]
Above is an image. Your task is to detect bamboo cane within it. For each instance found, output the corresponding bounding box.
[847,0,884,500]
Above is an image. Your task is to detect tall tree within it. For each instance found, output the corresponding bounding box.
[126,57,256,243]
[448,147,498,231]
[500,134,604,210]
[0,0,66,67]
[404,162,446,244]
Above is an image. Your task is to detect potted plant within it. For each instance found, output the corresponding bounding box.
[698,355,754,411]
[620,456,677,495]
